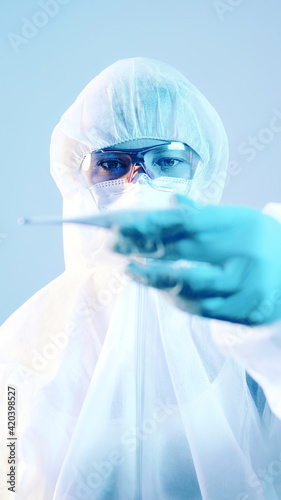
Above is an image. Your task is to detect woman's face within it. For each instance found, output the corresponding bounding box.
[86,139,168,184]
[81,139,198,186]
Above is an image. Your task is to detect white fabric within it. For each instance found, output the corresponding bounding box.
[1,57,281,500]
[87,174,192,213]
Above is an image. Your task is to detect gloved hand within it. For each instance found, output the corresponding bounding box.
[109,194,281,326]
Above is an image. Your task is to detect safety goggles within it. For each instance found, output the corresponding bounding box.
[80,141,203,188]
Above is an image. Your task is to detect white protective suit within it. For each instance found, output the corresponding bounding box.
[1,57,281,500]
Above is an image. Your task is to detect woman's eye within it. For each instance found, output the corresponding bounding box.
[156,158,182,168]
[98,160,126,170]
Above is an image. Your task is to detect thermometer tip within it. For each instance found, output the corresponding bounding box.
[17,217,26,226]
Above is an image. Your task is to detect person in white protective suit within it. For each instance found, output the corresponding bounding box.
[1,57,281,500]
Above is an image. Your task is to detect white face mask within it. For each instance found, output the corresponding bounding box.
[90,174,192,212]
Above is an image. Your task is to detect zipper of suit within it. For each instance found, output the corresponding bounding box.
[135,281,145,500]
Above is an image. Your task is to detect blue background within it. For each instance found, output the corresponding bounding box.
[1,0,281,324]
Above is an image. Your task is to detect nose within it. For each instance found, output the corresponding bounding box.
[133,163,146,175]
[128,162,145,183]
[128,162,154,183]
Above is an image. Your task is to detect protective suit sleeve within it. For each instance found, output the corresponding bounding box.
[210,203,281,420]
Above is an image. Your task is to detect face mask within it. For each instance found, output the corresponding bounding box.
[89,174,192,212]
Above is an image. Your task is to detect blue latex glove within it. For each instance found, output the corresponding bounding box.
[109,194,281,326]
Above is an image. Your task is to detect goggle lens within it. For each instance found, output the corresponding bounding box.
[80,142,202,188]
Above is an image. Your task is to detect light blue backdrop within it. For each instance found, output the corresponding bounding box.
[1,0,281,324]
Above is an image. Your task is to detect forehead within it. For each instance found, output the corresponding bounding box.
[105,139,168,150]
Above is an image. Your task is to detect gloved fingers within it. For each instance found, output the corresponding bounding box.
[197,281,281,325]
[84,197,260,248]
[172,194,259,233]
[91,199,225,239]
[126,259,281,325]
[111,229,240,264]
[109,203,262,263]
[112,235,199,261]
[117,197,255,239]
[116,207,193,241]
[110,228,166,258]
[126,260,242,297]
[109,214,205,261]
[198,293,260,326]
[126,261,180,293]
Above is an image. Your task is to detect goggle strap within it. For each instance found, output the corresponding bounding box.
[127,163,135,183]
